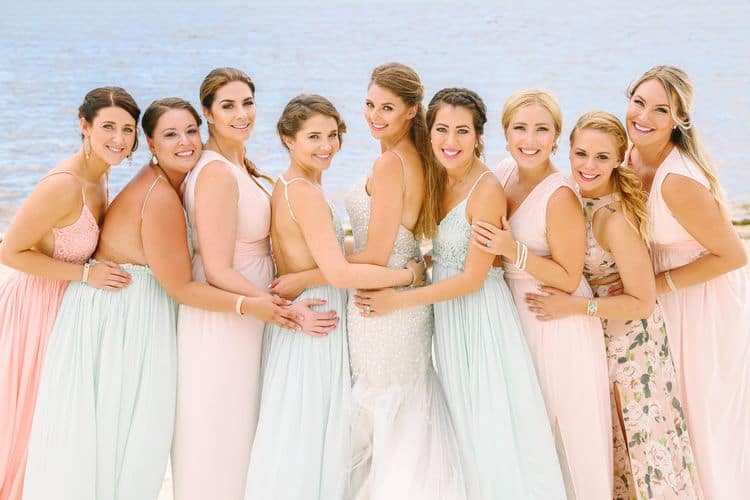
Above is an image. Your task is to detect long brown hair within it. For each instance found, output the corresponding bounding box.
[199,67,271,182]
[627,65,728,216]
[370,62,437,239]
[79,86,141,153]
[571,111,649,243]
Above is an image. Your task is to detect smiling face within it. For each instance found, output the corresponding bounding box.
[430,104,478,172]
[504,103,557,170]
[283,113,340,173]
[205,80,255,143]
[626,78,676,150]
[81,106,137,165]
[364,83,416,142]
[569,128,620,197]
[148,109,203,175]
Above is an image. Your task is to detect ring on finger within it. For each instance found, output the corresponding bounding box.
[364,305,372,315]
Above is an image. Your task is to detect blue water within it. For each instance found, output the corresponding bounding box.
[1,0,748,230]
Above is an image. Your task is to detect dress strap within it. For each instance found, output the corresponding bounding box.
[279,175,323,223]
[141,174,165,219]
[41,171,86,204]
[467,170,493,201]
[389,149,408,194]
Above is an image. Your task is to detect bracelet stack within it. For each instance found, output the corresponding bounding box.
[515,242,528,271]
[235,295,246,315]
[81,262,91,283]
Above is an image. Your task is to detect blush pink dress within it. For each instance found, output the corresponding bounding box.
[0,172,99,500]
[647,147,750,499]
[495,158,613,500]
[171,151,274,500]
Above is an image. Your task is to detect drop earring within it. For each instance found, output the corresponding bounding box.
[151,154,159,165]
[84,138,91,160]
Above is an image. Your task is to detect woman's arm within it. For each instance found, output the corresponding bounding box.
[289,181,419,289]
[525,209,656,321]
[270,153,406,299]
[141,182,301,330]
[472,186,585,293]
[353,176,504,315]
[1,174,130,289]
[193,161,270,297]
[656,173,747,293]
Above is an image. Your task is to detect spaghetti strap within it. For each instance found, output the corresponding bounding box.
[141,175,165,219]
[389,149,407,194]
[279,175,333,224]
[41,171,86,203]
[467,170,493,201]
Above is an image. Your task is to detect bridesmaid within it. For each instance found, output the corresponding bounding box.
[525,111,700,499]
[23,98,300,500]
[624,65,749,499]
[354,88,565,500]
[172,68,336,500]
[270,62,465,499]
[471,89,612,498]
[0,87,134,500]
[244,94,424,500]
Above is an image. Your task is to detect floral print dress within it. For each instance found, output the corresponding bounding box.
[583,195,701,500]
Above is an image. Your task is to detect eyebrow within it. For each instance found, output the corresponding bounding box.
[634,93,670,107]
[435,122,471,128]
[512,121,551,126]
[102,120,134,127]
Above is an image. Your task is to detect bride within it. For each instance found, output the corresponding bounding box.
[270,62,466,499]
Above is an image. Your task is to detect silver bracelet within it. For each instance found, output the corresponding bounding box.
[81,262,91,283]
[515,242,528,271]
[235,295,246,315]
[587,298,598,316]
[664,271,678,292]
[406,266,417,287]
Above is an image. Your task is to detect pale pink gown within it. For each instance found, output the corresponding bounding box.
[495,158,613,500]
[647,147,750,499]
[0,172,99,500]
[171,151,274,500]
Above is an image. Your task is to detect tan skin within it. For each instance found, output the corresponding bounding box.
[96,107,301,328]
[271,112,423,302]
[352,104,504,316]
[269,83,424,299]
[0,106,133,289]
[524,128,656,321]
[626,78,747,294]
[194,80,336,334]
[471,103,586,294]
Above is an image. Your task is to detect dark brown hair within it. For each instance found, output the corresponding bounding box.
[78,86,141,152]
[141,97,202,138]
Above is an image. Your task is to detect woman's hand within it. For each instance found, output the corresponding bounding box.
[286,299,339,337]
[471,217,516,258]
[269,273,307,300]
[406,258,426,287]
[353,288,400,316]
[524,285,579,321]
[242,294,300,330]
[86,261,132,290]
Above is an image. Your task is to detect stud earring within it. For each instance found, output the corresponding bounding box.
[84,138,91,160]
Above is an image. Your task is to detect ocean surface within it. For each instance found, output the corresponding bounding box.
[2,0,749,231]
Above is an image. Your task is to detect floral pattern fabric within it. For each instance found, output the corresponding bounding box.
[583,195,701,500]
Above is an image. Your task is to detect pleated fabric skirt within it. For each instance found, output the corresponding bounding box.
[23,264,177,500]
[432,264,566,500]
[244,285,351,500]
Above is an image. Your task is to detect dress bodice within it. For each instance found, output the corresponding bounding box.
[582,194,620,283]
[344,177,419,268]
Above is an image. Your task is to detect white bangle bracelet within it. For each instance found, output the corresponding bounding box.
[235,295,246,315]
[664,271,678,292]
[81,262,91,283]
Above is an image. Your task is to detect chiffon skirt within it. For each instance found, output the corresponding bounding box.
[432,264,566,500]
[244,285,351,500]
[23,264,177,500]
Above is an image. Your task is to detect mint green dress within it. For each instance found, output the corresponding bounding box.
[244,177,351,500]
[431,171,566,499]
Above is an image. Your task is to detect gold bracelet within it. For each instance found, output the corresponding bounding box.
[235,295,246,315]
[664,271,678,293]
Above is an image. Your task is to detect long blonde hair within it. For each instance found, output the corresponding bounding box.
[628,65,728,216]
[370,63,437,239]
[571,111,649,243]
[199,67,273,183]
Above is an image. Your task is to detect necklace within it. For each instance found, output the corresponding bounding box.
[451,156,477,187]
